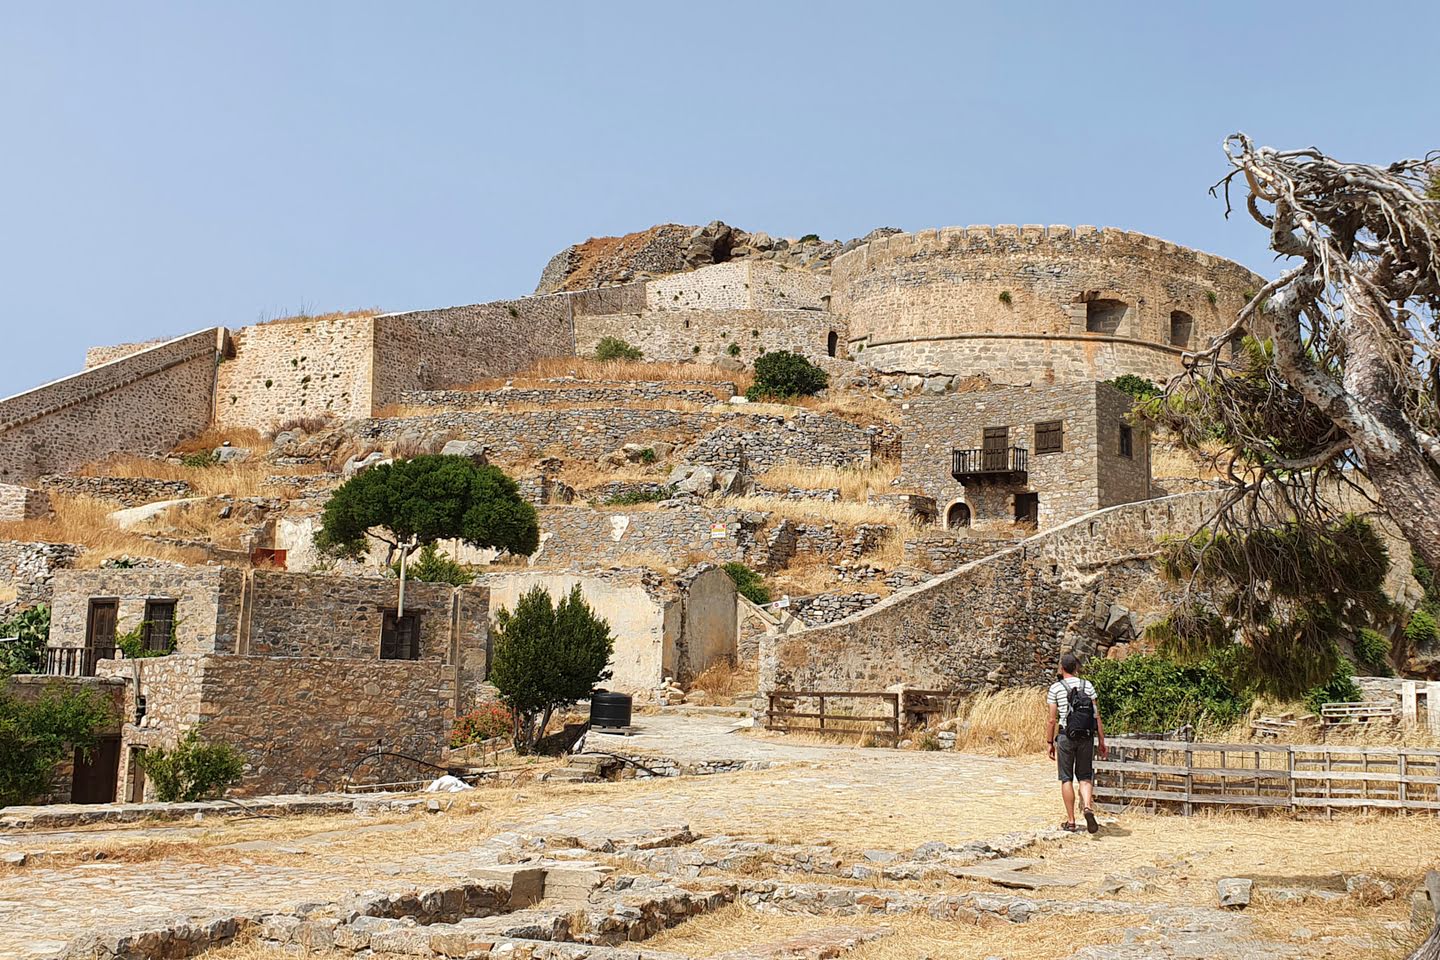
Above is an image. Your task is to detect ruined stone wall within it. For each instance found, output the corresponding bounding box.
[761,492,1224,694]
[574,308,843,365]
[215,316,375,429]
[0,484,50,522]
[0,540,82,608]
[1096,385,1153,507]
[38,475,192,507]
[643,262,829,312]
[672,565,738,681]
[370,295,575,408]
[531,505,767,569]
[48,567,242,655]
[356,409,872,471]
[834,226,1262,383]
[243,570,487,667]
[0,330,220,484]
[401,382,731,409]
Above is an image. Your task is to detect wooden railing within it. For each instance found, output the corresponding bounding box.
[766,690,900,741]
[951,446,1028,479]
[43,645,117,677]
[1096,737,1440,816]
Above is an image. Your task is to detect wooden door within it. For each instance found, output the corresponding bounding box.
[127,748,147,803]
[86,600,118,649]
[71,736,120,804]
[982,427,1008,471]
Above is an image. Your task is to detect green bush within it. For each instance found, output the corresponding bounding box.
[390,542,474,586]
[490,585,614,753]
[726,342,741,357]
[595,337,643,362]
[0,680,112,806]
[1303,657,1362,716]
[1085,653,1253,735]
[180,451,216,468]
[1103,375,1162,402]
[637,447,658,464]
[747,350,828,400]
[602,486,672,506]
[115,624,171,660]
[798,233,821,244]
[1405,608,1438,650]
[722,562,771,605]
[0,605,50,674]
[139,727,245,802]
[1352,628,1393,677]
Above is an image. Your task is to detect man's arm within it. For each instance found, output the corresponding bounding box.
[1046,699,1058,759]
[1093,689,1107,759]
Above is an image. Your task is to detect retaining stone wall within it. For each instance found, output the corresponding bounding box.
[39,474,193,507]
[575,308,841,365]
[761,491,1224,694]
[0,540,82,608]
[835,225,1262,383]
[0,483,50,521]
[216,316,375,429]
[643,261,830,312]
[401,383,729,409]
[532,505,768,570]
[0,330,220,483]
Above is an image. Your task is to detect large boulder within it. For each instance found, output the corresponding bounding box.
[668,465,717,496]
[342,451,389,478]
[439,440,488,465]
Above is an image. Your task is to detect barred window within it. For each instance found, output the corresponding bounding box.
[1119,424,1134,459]
[380,610,421,661]
[1035,420,1063,454]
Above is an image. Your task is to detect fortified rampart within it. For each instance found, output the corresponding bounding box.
[0,329,222,483]
[834,225,1264,384]
[760,491,1226,693]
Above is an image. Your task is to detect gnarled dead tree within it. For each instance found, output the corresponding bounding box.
[1153,136,1440,574]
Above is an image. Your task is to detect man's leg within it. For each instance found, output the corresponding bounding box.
[1075,737,1098,833]
[1061,780,1076,824]
[1056,734,1077,826]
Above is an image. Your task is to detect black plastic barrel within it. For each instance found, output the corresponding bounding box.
[590,690,633,730]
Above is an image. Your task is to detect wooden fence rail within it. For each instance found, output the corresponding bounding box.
[1096,737,1440,816]
[766,690,900,741]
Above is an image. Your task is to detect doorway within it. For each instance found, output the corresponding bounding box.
[127,748,148,803]
[83,599,118,676]
[71,736,120,804]
[945,502,971,529]
[982,427,1009,471]
[1014,492,1040,524]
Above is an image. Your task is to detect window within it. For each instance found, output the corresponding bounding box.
[826,330,838,357]
[1034,420,1063,454]
[380,609,422,660]
[981,426,1009,471]
[1085,298,1128,334]
[141,600,176,653]
[1119,424,1134,459]
[1014,493,1039,524]
[946,502,971,529]
[1169,310,1194,348]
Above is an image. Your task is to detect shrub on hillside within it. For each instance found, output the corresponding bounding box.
[489,585,614,753]
[1405,608,1438,652]
[745,350,828,401]
[0,605,50,675]
[1352,628,1393,677]
[595,337,643,362]
[722,562,771,605]
[1085,652,1252,735]
[0,679,112,806]
[139,727,245,802]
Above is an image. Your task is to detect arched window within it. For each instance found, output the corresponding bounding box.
[826,330,838,357]
[945,502,971,530]
[1169,310,1194,348]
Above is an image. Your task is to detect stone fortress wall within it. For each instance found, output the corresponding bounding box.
[834,225,1264,384]
[0,329,223,484]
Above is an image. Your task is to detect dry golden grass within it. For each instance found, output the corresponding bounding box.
[712,495,920,532]
[170,426,268,456]
[1210,699,1440,748]
[135,500,260,548]
[755,462,900,501]
[255,307,379,327]
[951,688,1051,756]
[0,495,210,567]
[462,356,752,392]
[688,658,758,701]
[79,453,321,499]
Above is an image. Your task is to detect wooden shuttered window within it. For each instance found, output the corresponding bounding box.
[1034,420,1063,454]
[380,610,422,661]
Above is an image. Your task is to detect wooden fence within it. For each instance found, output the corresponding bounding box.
[765,691,900,740]
[1096,737,1440,816]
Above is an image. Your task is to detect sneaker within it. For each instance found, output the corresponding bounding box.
[1083,808,1099,834]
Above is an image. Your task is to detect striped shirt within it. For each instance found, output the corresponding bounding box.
[1047,677,1097,727]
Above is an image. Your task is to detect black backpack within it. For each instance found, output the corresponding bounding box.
[1065,680,1097,738]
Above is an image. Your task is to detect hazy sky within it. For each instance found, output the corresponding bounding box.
[2,2,1435,391]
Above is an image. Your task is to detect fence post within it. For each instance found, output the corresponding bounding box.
[1183,744,1193,817]
[818,694,826,733]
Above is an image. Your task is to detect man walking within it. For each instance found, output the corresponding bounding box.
[1046,652,1107,833]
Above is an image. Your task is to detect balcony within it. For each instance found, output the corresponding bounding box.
[951,446,1028,484]
[44,645,117,678]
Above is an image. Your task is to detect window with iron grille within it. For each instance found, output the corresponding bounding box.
[1119,424,1134,459]
[141,600,177,653]
[380,609,422,661]
[1034,420,1063,454]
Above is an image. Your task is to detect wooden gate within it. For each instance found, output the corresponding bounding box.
[71,735,121,804]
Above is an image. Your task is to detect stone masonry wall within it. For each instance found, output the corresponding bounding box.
[216,316,376,429]
[38,474,192,507]
[401,382,731,409]
[49,567,242,655]
[370,295,575,408]
[761,491,1224,694]
[531,506,769,570]
[0,540,82,608]
[0,483,50,522]
[84,339,167,368]
[0,329,220,483]
[643,262,830,312]
[834,225,1263,383]
[575,309,843,365]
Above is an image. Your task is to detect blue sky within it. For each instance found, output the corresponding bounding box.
[2,2,1435,391]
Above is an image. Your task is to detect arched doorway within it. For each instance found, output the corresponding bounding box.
[826,330,839,357]
[945,501,971,529]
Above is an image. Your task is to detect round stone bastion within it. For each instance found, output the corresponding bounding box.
[831,224,1266,385]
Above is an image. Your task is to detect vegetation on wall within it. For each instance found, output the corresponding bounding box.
[595,336,643,362]
[388,542,474,586]
[745,350,829,401]
[0,679,112,806]
[138,727,245,802]
[489,585,614,753]
[1104,374,1162,402]
[0,605,50,675]
[315,455,539,564]
[722,562,771,605]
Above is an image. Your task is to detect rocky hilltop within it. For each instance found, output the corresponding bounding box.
[534,221,902,294]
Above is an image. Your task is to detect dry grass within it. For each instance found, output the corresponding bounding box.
[0,494,210,567]
[255,307,379,327]
[711,495,919,532]
[950,688,1051,756]
[135,500,261,548]
[688,658,758,701]
[1211,699,1440,748]
[755,462,900,501]
[1151,438,1228,480]
[461,357,753,392]
[79,453,321,499]
[170,426,268,455]
[373,398,714,419]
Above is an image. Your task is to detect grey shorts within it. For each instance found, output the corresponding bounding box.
[1056,733,1094,783]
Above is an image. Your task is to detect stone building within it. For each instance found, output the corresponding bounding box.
[900,382,1151,531]
[35,568,489,802]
